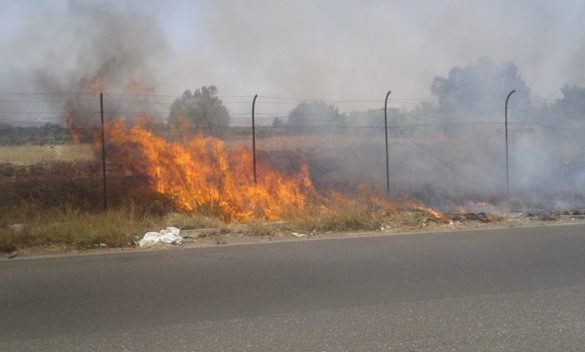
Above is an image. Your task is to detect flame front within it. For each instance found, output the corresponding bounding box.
[403,195,448,222]
[106,119,313,220]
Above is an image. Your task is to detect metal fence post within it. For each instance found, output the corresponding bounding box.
[252,94,258,184]
[384,90,391,194]
[505,89,516,201]
[100,92,108,211]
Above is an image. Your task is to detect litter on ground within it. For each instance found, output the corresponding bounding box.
[139,227,183,248]
[290,232,306,238]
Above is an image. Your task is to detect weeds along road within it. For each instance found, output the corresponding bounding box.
[2,224,585,351]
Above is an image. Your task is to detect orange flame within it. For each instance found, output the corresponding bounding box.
[80,75,104,95]
[105,119,313,220]
[64,102,80,143]
[472,200,489,207]
[326,183,397,214]
[403,195,448,221]
[125,79,155,94]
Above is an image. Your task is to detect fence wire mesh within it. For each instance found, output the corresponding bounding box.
[2,93,585,212]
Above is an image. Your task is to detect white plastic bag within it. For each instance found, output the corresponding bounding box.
[138,227,183,248]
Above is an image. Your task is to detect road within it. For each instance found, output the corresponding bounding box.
[2,224,585,351]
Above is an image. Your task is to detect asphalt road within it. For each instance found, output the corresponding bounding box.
[2,224,585,351]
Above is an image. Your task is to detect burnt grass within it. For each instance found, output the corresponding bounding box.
[447,212,499,223]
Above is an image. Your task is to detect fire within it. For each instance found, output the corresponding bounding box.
[326,184,397,214]
[454,205,467,213]
[60,75,492,224]
[96,118,447,222]
[125,79,155,94]
[403,195,448,222]
[64,102,80,143]
[472,200,489,207]
[84,116,491,224]
[105,119,313,220]
[80,74,105,94]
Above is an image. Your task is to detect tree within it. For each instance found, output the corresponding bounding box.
[271,116,285,128]
[168,86,230,136]
[557,84,585,120]
[431,57,532,117]
[287,101,346,132]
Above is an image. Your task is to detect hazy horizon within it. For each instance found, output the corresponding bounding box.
[1,0,584,107]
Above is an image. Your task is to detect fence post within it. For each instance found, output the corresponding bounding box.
[252,94,258,184]
[100,92,108,211]
[504,89,515,201]
[384,90,391,194]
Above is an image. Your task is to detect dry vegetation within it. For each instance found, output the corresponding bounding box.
[0,144,94,165]
[0,195,499,254]
[0,202,225,253]
[0,139,505,255]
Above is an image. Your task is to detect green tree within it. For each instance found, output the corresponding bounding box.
[168,86,230,136]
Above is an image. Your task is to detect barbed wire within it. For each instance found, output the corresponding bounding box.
[2,91,585,132]
[0,91,535,102]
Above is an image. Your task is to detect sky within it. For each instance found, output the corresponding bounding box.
[1,0,585,115]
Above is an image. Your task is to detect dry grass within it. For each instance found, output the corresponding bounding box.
[0,202,502,253]
[242,220,286,237]
[0,201,438,253]
[291,207,385,233]
[288,205,451,234]
[390,207,443,228]
[0,202,224,253]
[0,144,95,165]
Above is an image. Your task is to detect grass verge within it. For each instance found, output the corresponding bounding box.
[0,202,224,253]
[0,200,496,254]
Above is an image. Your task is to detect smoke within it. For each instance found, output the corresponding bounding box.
[271,57,585,210]
[0,0,168,130]
[2,1,585,107]
[1,1,166,93]
[2,0,585,209]
[160,0,585,103]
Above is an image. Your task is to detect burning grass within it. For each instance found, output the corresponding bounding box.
[105,119,313,221]
[0,119,505,254]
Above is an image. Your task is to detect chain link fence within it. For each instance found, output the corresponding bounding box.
[2,93,585,212]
